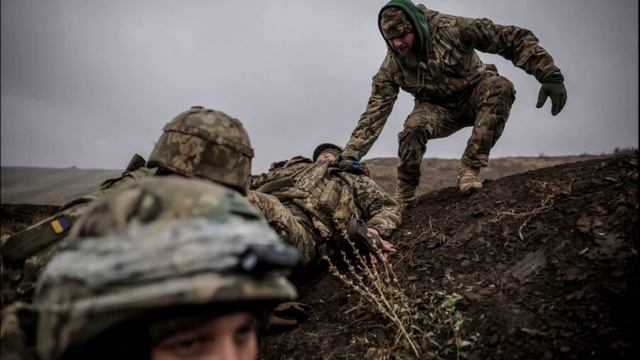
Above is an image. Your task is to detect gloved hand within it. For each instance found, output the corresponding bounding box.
[536,71,567,116]
[335,155,365,175]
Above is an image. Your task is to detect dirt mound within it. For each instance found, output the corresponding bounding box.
[261,152,639,359]
[363,154,605,196]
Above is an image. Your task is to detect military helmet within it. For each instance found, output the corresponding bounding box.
[312,143,343,161]
[147,106,254,194]
[34,177,297,360]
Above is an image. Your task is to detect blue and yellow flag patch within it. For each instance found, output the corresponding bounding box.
[50,216,71,234]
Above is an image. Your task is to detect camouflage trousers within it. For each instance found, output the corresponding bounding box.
[396,75,516,202]
[247,192,318,265]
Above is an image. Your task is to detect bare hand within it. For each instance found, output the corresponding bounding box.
[367,228,396,262]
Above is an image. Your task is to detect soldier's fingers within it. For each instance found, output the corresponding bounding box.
[551,95,560,116]
[381,240,397,253]
[559,92,567,113]
[536,88,547,108]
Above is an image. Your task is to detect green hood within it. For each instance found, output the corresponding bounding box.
[378,0,430,85]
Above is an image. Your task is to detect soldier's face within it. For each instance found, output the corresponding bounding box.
[152,312,258,360]
[317,151,337,162]
[389,32,415,57]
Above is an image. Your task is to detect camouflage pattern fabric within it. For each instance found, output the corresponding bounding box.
[343,6,562,163]
[395,75,515,203]
[32,177,297,360]
[250,159,401,265]
[71,176,263,238]
[1,302,37,360]
[147,106,254,193]
[248,191,318,265]
[0,167,157,308]
[380,7,414,39]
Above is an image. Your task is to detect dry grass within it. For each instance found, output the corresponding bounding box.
[489,179,574,245]
[325,241,473,359]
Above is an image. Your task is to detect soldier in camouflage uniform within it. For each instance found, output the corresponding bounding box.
[0,106,255,307]
[340,0,568,208]
[249,143,401,268]
[1,177,298,360]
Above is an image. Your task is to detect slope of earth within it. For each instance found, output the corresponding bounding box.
[261,152,639,359]
[1,167,122,205]
[364,155,606,196]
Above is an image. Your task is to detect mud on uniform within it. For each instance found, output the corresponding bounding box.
[250,157,401,265]
[343,4,563,204]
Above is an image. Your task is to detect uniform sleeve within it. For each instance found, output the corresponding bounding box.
[343,54,400,161]
[352,176,402,238]
[459,16,561,82]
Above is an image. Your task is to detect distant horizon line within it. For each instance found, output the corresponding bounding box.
[2,149,636,171]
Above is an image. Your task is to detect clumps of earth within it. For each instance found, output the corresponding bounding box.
[1,152,638,359]
[261,152,638,359]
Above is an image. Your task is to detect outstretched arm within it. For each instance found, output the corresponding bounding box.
[459,16,567,115]
[342,54,400,161]
[459,16,561,82]
[353,175,402,237]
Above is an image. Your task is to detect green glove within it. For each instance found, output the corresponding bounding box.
[536,71,567,116]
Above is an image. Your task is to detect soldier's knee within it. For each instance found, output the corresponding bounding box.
[486,76,516,101]
[399,124,429,144]
[404,114,424,128]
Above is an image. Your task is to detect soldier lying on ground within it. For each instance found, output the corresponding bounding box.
[338,0,568,209]
[248,143,402,272]
[1,106,255,306]
[1,177,298,360]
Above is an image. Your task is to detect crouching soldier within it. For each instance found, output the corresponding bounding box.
[1,176,298,360]
[249,143,402,270]
[1,106,255,306]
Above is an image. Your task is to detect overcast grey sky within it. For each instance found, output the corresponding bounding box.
[1,0,638,173]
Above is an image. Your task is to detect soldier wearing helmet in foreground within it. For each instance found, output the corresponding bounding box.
[1,177,298,360]
[1,106,254,307]
[249,143,401,269]
[338,0,568,209]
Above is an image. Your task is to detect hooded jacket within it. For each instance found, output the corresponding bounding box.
[378,0,430,86]
[343,1,563,161]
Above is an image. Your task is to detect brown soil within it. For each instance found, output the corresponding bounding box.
[261,152,639,359]
[0,204,59,237]
[364,155,606,196]
[1,153,637,359]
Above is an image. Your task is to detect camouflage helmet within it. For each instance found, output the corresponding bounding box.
[312,143,343,161]
[33,177,297,360]
[147,106,254,194]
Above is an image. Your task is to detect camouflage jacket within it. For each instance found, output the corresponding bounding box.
[343,6,562,160]
[0,166,157,307]
[251,158,401,240]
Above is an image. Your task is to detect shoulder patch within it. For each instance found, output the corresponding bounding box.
[50,216,71,234]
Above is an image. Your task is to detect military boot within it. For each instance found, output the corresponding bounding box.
[458,166,482,194]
